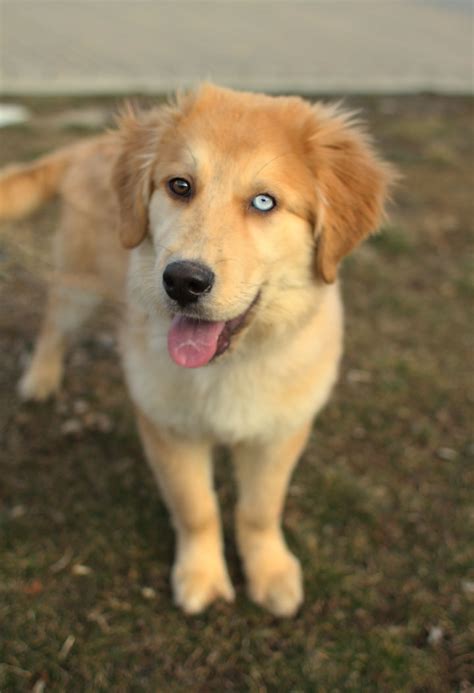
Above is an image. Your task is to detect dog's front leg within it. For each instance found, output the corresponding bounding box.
[233,422,312,617]
[136,408,234,614]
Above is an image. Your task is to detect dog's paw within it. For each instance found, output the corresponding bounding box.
[172,559,235,615]
[246,548,303,617]
[17,361,62,401]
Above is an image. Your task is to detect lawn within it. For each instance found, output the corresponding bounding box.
[0,94,473,692]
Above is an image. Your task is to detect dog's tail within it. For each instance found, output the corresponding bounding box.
[0,147,74,221]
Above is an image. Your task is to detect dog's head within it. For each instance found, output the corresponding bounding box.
[113,84,393,368]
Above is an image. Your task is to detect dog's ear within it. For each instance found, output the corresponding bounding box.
[112,104,161,249]
[308,105,395,283]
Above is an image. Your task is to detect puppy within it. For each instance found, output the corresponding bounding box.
[0,84,393,616]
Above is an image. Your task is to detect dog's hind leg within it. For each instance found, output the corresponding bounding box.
[18,203,105,401]
[18,283,101,401]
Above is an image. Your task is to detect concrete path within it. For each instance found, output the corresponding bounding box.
[0,0,472,94]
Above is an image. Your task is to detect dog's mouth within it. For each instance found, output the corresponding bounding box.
[167,293,260,368]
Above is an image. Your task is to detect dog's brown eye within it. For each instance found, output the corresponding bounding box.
[168,177,192,198]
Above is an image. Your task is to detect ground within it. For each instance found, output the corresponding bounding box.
[0,95,472,692]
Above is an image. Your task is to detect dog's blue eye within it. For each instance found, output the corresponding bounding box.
[251,194,276,212]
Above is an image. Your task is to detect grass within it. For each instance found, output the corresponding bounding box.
[0,94,473,692]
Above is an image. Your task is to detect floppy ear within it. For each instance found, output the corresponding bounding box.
[112,104,160,249]
[308,105,395,283]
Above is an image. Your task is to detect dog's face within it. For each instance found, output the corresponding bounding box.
[113,85,392,367]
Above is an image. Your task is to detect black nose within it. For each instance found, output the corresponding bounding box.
[163,261,215,306]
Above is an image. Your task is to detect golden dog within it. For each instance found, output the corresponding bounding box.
[0,85,393,616]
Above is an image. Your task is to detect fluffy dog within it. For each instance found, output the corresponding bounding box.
[0,85,393,616]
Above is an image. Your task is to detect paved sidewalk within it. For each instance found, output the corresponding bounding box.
[0,0,472,94]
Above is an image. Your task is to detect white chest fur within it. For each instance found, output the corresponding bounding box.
[121,287,343,446]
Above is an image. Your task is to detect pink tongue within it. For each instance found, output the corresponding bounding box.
[168,315,226,368]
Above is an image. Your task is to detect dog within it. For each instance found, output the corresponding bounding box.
[0,84,393,616]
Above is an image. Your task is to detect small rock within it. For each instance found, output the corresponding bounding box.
[32,681,46,693]
[437,447,457,461]
[427,626,444,645]
[141,586,157,600]
[61,418,83,436]
[73,399,90,416]
[461,580,474,595]
[58,634,75,661]
[71,563,92,576]
[0,103,31,127]
[11,504,26,519]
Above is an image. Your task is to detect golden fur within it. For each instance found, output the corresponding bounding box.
[0,84,393,616]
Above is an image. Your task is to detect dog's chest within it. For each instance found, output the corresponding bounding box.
[122,336,287,443]
[121,291,342,445]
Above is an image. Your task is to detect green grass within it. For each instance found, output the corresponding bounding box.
[0,95,473,691]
